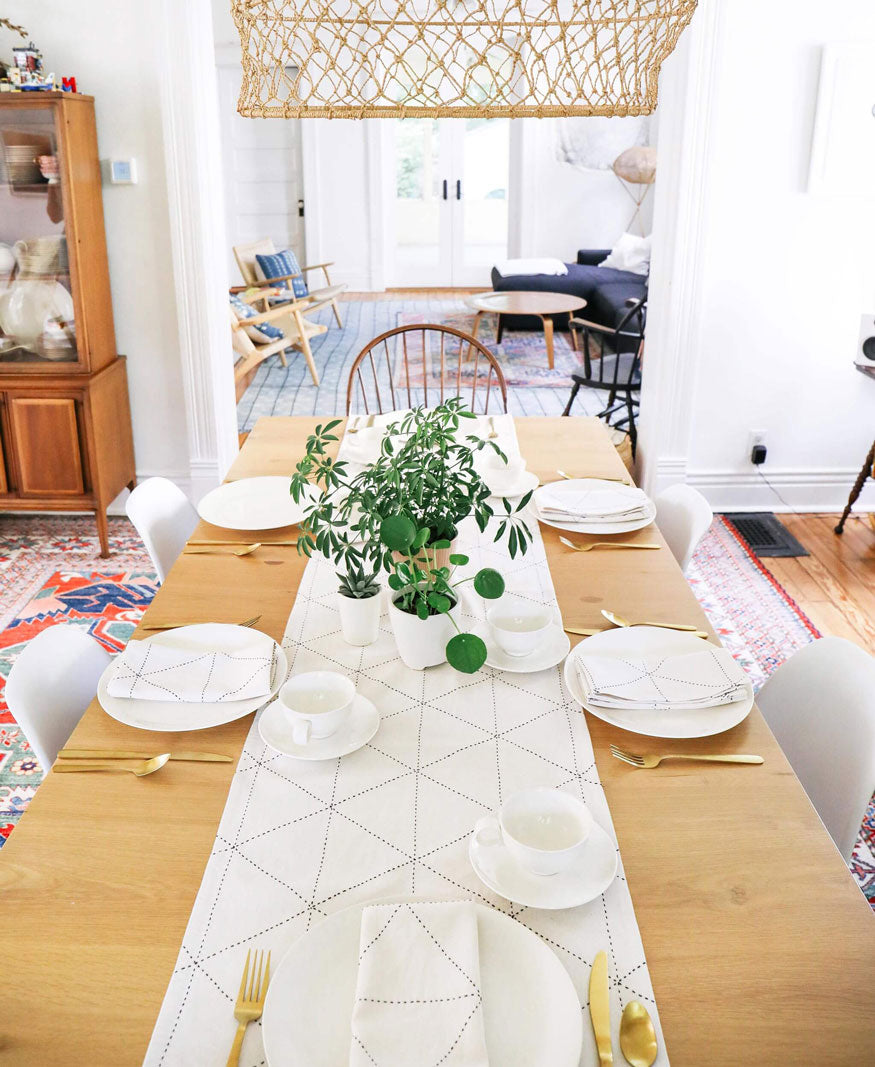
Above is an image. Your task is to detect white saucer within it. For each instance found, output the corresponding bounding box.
[485,469,539,500]
[469,819,618,910]
[476,622,570,673]
[258,693,380,759]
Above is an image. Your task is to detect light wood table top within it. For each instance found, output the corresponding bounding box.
[1,416,873,1065]
[465,290,586,316]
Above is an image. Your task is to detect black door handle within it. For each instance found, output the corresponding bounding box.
[456,179,461,200]
[442,179,448,200]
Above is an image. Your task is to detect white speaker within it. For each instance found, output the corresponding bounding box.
[856,313,875,371]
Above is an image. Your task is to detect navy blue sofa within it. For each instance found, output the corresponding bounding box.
[489,249,647,337]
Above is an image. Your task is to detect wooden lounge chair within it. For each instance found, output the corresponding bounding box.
[232,238,347,328]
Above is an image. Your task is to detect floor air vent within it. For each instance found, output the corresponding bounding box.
[723,513,809,558]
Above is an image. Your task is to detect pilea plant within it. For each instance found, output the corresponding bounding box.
[379,512,504,673]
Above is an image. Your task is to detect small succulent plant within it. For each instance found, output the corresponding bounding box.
[337,562,381,600]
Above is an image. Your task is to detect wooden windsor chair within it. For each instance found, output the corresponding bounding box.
[345,324,508,416]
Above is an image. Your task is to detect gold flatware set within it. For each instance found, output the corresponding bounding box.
[555,468,632,485]
[58,749,232,762]
[563,610,710,640]
[227,949,271,1066]
[559,536,660,553]
[53,750,234,776]
[347,413,375,434]
[139,614,262,632]
[590,950,658,1066]
[611,745,763,769]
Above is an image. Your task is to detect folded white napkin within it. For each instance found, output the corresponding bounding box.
[107,633,276,703]
[350,901,489,1067]
[576,648,748,710]
[538,482,649,521]
[494,257,568,277]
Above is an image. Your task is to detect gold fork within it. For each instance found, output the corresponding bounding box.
[556,468,631,485]
[184,543,262,557]
[140,614,262,631]
[610,745,763,769]
[559,536,660,553]
[226,948,271,1067]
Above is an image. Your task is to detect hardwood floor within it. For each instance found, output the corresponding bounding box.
[762,513,875,655]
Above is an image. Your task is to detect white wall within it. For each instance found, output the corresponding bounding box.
[1,2,191,485]
[642,0,875,512]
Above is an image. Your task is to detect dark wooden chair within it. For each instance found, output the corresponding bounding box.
[562,298,646,455]
[346,324,508,415]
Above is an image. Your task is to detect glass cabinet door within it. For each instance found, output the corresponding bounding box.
[0,104,78,365]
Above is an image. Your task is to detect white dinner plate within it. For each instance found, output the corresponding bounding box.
[532,478,656,534]
[563,626,754,738]
[197,476,310,531]
[262,897,583,1067]
[475,622,570,674]
[97,624,288,732]
[258,693,380,760]
[469,819,618,910]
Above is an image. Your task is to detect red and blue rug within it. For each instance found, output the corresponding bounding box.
[0,514,871,906]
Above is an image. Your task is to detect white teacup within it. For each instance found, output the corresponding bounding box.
[280,671,355,746]
[487,598,553,658]
[480,450,527,496]
[474,788,593,876]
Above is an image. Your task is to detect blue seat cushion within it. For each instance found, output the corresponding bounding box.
[254,249,309,299]
[230,293,284,343]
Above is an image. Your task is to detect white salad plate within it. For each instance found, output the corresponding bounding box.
[197,476,310,531]
[531,478,656,535]
[262,897,583,1067]
[258,693,380,760]
[475,622,570,674]
[484,468,539,500]
[97,624,287,732]
[469,818,618,910]
[563,626,754,739]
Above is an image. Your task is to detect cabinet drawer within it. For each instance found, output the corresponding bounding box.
[7,396,86,496]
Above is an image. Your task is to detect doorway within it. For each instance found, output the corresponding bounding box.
[388,118,510,287]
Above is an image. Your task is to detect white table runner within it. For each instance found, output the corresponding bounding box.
[145,415,669,1066]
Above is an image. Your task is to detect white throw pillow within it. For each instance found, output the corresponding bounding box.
[599,233,651,276]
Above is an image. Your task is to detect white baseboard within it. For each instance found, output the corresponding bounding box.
[684,466,875,513]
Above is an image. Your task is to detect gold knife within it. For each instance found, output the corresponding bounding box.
[565,625,711,639]
[57,749,233,763]
[590,950,613,1065]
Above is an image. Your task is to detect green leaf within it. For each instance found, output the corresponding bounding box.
[387,573,403,590]
[508,526,518,559]
[473,568,505,599]
[325,418,342,432]
[427,592,452,614]
[446,633,487,674]
[448,553,468,566]
[431,538,452,550]
[412,527,431,551]
[416,598,430,621]
[516,490,533,512]
[380,513,416,552]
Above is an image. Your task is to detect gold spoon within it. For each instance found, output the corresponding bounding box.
[184,543,262,557]
[620,1001,657,1067]
[347,415,361,434]
[487,416,498,439]
[53,754,170,777]
[602,609,702,634]
[559,536,660,553]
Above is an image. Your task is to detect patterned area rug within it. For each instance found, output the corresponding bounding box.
[0,516,155,844]
[395,308,582,388]
[0,514,871,907]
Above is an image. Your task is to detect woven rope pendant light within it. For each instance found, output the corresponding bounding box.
[232,0,698,119]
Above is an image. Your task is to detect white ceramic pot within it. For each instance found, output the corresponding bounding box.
[388,593,459,670]
[337,591,381,646]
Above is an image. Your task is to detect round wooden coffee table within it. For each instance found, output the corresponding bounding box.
[465,291,586,369]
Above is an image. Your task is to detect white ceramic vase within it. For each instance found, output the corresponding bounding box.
[388,593,460,670]
[337,591,381,646]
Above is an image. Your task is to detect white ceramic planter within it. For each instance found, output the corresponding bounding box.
[337,591,381,646]
[388,593,460,670]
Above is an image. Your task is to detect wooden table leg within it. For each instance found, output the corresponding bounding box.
[835,438,875,533]
[95,507,110,558]
[466,311,485,362]
[542,316,555,370]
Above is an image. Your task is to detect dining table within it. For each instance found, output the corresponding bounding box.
[1,414,874,1066]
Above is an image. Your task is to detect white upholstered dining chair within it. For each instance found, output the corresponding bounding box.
[756,637,875,862]
[126,477,199,584]
[654,484,713,572]
[5,625,111,771]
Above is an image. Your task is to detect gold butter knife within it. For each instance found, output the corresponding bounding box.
[590,950,613,1065]
[58,749,233,763]
[565,625,710,639]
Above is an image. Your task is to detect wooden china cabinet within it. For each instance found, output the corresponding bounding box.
[0,92,135,557]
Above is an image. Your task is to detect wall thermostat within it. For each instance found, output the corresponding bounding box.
[107,158,137,184]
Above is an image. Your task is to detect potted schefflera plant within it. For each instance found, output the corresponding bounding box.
[290,402,533,670]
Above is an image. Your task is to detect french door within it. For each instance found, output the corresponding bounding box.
[388,118,510,287]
